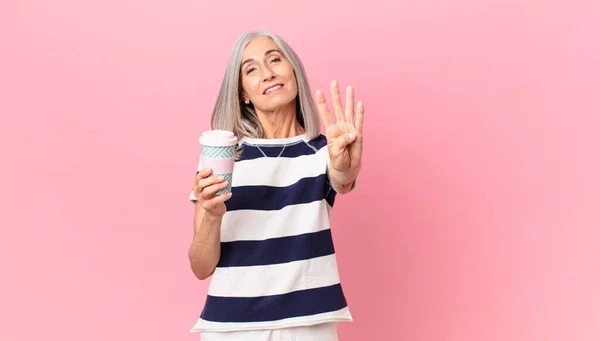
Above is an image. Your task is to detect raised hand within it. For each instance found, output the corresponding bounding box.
[316,80,364,174]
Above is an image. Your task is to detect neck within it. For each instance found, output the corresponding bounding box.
[255,102,304,139]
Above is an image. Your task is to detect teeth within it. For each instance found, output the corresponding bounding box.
[266,85,282,94]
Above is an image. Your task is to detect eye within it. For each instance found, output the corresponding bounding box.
[270,57,281,63]
[245,67,256,75]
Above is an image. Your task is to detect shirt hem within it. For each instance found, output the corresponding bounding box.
[189,308,353,333]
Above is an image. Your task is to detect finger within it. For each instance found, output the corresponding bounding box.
[212,192,233,204]
[198,174,224,192]
[345,86,354,123]
[205,192,233,209]
[355,100,364,133]
[192,168,211,190]
[330,80,345,122]
[201,180,229,198]
[316,90,333,127]
[331,132,357,154]
[196,168,212,181]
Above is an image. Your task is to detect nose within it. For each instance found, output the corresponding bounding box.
[261,67,275,82]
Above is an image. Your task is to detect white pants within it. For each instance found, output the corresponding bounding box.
[200,322,338,341]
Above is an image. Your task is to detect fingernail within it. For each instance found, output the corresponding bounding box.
[218,176,224,181]
[348,133,355,139]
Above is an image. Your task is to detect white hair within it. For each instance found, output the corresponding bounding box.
[209,29,321,142]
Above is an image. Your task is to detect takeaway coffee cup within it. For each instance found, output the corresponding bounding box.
[199,130,238,195]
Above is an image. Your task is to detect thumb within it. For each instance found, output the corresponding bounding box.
[331,132,356,154]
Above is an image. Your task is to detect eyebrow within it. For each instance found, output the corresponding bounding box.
[241,49,282,68]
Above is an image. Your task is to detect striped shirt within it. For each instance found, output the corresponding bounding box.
[189,133,354,332]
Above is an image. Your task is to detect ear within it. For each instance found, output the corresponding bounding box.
[241,91,250,104]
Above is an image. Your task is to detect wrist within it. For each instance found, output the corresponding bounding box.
[334,180,355,194]
[194,201,223,227]
[202,210,224,224]
[194,212,222,237]
[328,164,360,194]
[329,164,360,185]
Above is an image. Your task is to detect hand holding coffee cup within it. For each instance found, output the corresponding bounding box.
[199,130,237,195]
[191,168,231,217]
[191,130,238,215]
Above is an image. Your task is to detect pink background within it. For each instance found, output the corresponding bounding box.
[2,0,599,340]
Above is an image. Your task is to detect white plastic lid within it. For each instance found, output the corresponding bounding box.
[199,129,238,147]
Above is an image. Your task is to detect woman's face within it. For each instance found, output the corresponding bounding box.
[240,36,298,113]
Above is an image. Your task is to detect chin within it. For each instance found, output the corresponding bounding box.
[259,96,296,111]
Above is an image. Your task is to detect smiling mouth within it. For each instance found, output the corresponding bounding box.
[264,84,283,95]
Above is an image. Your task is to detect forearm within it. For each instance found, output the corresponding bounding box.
[188,202,222,280]
[328,164,360,194]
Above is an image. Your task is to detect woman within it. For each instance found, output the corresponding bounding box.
[188,29,364,341]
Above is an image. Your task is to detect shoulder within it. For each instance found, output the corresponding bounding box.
[306,134,328,151]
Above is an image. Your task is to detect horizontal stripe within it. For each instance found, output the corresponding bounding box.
[225,174,335,212]
[231,148,328,187]
[218,229,335,267]
[220,199,331,242]
[200,283,348,323]
[241,134,309,146]
[240,134,327,148]
[239,140,318,161]
[209,254,341,297]
[190,307,352,332]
